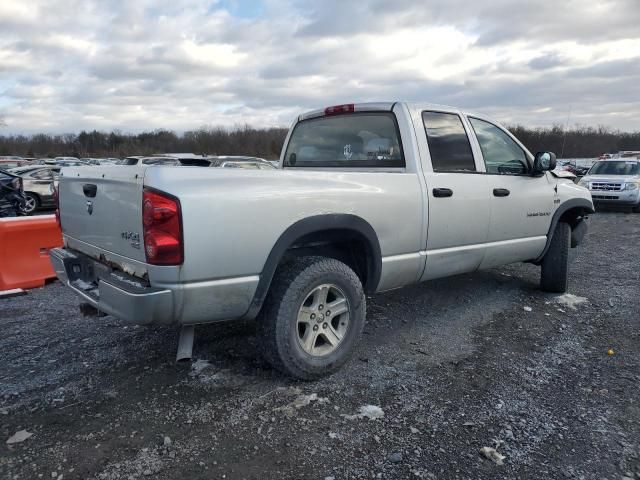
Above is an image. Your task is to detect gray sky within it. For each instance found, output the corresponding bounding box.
[1,0,639,133]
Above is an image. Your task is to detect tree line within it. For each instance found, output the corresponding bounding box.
[508,125,640,158]
[0,126,289,160]
[0,124,639,159]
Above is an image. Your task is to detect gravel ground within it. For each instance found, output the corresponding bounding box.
[1,210,639,480]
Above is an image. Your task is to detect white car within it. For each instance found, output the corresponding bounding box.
[51,102,593,379]
[578,159,640,212]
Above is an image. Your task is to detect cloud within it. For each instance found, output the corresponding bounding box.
[528,53,568,71]
[0,0,638,134]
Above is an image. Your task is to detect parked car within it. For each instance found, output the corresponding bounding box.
[81,158,103,165]
[100,158,122,165]
[37,157,89,167]
[564,163,590,177]
[209,156,276,169]
[50,102,593,379]
[9,165,60,214]
[121,155,212,167]
[0,169,27,217]
[0,158,28,169]
[578,159,640,212]
[82,158,122,165]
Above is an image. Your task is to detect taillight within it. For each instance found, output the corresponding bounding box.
[324,104,355,116]
[142,188,183,265]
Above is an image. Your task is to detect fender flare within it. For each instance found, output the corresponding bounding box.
[534,198,595,263]
[243,214,382,319]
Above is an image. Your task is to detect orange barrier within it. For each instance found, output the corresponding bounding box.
[0,215,63,291]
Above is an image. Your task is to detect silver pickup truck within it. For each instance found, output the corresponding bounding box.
[50,102,594,379]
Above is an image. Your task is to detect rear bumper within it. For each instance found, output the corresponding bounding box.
[50,246,260,325]
[49,247,174,325]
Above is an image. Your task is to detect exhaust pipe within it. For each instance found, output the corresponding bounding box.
[176,325,195,362]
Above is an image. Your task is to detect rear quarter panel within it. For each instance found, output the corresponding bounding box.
[144,167,425,290]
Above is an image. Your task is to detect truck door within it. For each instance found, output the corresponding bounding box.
[415,110,491,281]
[466,117,555,268]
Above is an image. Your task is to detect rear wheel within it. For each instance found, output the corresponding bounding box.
[633,204,640,213]
[540,221,571,293]
[259,256,366,380]
[21,193,39,215]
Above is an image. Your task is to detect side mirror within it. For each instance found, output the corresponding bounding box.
[533,151,557,173]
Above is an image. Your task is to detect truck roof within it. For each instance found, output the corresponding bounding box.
[297,101,474,122]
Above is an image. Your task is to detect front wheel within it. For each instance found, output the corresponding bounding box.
[259,256,366,380]
[21,193,39,215]
[540,221,571,293]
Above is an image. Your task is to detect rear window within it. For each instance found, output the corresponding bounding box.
[284,113,404,168]
[589,161,640,175]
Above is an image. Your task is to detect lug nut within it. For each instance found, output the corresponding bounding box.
[325,310,331,316]
[313,325,319,331]
[323,323,328,329]
[318,304,324,311]
[310,313,316,320]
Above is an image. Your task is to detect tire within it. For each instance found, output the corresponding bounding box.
[21,193,39,215]
[258,256,366,380]
[633,204,640,213]
[540,221,571,293]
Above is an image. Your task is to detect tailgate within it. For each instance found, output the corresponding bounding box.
[58,166,146,262]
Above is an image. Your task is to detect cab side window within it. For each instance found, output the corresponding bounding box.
[469,117,529,175]
[422,111,476,172]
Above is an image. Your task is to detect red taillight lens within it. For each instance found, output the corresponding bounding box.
[142,188,183,265]
[324,104,355,115]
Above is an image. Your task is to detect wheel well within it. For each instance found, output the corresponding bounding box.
[559,207,588,229]
[533,202,593,264]
[281,229,375,291]
[243,214,382,321]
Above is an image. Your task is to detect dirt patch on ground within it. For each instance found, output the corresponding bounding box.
[1,211,639,479]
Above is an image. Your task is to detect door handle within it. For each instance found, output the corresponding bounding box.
[432,188,453,198]
[493,188,510,197]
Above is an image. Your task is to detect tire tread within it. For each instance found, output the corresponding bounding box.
[258,256,365,380]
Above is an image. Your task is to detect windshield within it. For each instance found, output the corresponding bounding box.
[588,161,640,176]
